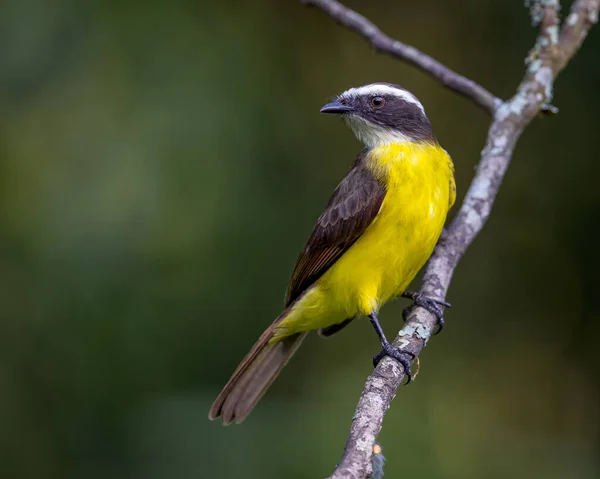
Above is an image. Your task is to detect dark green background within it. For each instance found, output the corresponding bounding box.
[1,0,599,478]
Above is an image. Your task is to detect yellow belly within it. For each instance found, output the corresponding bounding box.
[273,142,454,339]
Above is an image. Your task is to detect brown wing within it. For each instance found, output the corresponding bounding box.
[284,151,386,306]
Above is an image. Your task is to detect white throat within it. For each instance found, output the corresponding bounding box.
[344,115,412,148]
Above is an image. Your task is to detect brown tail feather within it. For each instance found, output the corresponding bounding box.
[208,311,307,425]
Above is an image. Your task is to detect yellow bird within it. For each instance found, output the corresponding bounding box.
[209,83,456,424]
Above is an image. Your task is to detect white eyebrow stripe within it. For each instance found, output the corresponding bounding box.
[341,84,425,113]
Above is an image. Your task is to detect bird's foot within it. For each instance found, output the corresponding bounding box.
[368,311,415,383]
[402,291,450,334]
[372,343,415,383]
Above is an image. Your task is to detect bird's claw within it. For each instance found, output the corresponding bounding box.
[373,343,415,383]
[402,291,450,334]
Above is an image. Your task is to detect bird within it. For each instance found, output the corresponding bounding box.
[209,82,456,425]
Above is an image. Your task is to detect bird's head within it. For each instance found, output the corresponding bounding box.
[321,83,435,148]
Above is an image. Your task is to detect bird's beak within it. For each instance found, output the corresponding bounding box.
[320,101,354,114]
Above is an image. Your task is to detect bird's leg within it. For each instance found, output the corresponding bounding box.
[368,311,414,383]
[401,291,451,334]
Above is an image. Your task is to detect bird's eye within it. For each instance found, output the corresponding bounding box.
[371,96,385,108]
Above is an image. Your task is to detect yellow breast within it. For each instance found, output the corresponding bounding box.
[357,142,455,306]
[320,142,454,318]
[273,141,454,339]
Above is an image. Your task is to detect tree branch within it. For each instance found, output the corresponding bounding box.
[302,1,599,478]
[302,0,501,114]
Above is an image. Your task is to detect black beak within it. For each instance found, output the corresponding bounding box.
[320,101,354,114]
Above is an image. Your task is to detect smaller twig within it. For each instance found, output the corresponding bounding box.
[558,0,600,70]
[302,0,502,115]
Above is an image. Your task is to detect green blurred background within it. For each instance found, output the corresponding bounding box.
[1,0,599,478]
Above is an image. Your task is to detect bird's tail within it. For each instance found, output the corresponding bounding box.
[208,311,307,425]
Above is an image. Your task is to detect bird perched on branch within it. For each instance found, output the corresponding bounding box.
[209,83,456,425]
